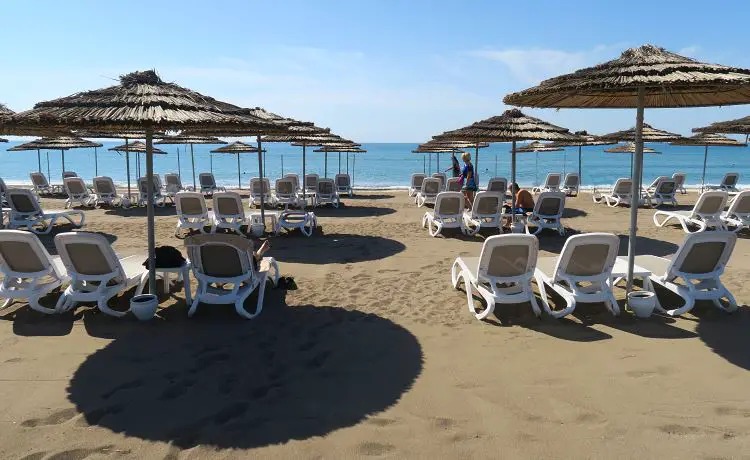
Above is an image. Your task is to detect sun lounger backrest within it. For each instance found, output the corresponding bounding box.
[93,176,116,195]
[672,173,686,187]
[728,191,750,214]
[336,174,350,187]
[176,192,207,216]
[214,192,243,216]
[0,230,52,274]
[421,178,440,195]
[647,176,669,189]
[723,173,739,187]
[305,174,318,189]
[55,232,122,278]
[478,234,538,278]
[534,192,565,217]
[30,172,49,188]
[284,174,299,189]
[64,177,87,195]
[432,173,446,189]
[487,177,508,193]
[435,192,463,216]
[251,178,270,194]
[199,173,216,188]
[318,179,335,195]
[63,171,78,179]
[474,192,502,216]
[138,176,160,194]
[7,189,41,214]
[545,173,561,188]
[656,179,676,195]
[668,232,736,278]
[695,191,728,216]
[411,174,425,189]
[564,173,579,187]
[0,177,6,194]
[164,173,181,188]
[276,178,295,195]
[554,233,618,280]
[186,233,253,278]
[446,177,462,192]
[613,178,633,195]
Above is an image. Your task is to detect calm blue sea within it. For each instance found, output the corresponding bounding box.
[1,141,748,189]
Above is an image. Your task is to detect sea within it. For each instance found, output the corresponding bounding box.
[1,141,748,190]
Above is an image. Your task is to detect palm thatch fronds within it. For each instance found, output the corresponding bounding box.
[210,141,260,153]
[670,133,747,147]
[0,103,13,117]
[1,70,284,136]
[693,115,750,135]
[433,109,582,143]
[264,131,350,146]
[9,135,102,150]
[605,143,661,154]
[110,141,166,154]
[601,123,682,142]
[549,130,616,147]
[515,141,564,152]
[313,146,366,153]
[503,44,750,108]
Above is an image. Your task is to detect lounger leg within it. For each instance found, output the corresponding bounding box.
[0,298,13,309]
[98,295,128,318]
[528,285,542,318]
[28,295,61,315]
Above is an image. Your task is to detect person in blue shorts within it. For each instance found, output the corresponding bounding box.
[459,152,477,208]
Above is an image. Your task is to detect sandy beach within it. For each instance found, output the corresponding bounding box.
[1,189,749,459]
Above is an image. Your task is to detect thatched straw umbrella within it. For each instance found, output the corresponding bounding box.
[0,70,284,295]
[412,145,460,175]
[209,141,263,189]
[504,44,750,295]
[314,144,366,179]
[7,135,102,181]
[549,130,616,185]
[670,133,747,189]
[605,143,661,154]
[313,140,361,178]
[155,135,226,189]
[433,109,581,224]
[77,130,152,198]
[7,140,46,176]
[600,123,682,177]
[515,141,564,186]
[693,115,750,139]
[415,140,489,174]
[110,141,166,155]
[0,103,9,143]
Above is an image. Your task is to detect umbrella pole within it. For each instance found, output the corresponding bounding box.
[701,145,709,191]
[626,87,646,295]
[281,155,284,176]
[535,152,538,186]
[125,139,131,198]
[136,152,140,178]
[210,153,213,174]
[46,152,50,180]
[339,152,342,174]
[257,136,265,226]
[61,150,66,181]
[190,143,196,190]
[437,152,440,172]
[475,145,480,184]
[578,145,582,186]
[353,154,356,187]
[302,144,307,206]
[237,153,241,190]
[347,153,350,175]
[325,150,328,178]
[94,147,98,176]
[423,155,426,175]
[177,147,182,180]
[263,150,266,179]
[145,127,157,295]
[495,154,497,178]
[37,149,41,173]
[511,141,517,225]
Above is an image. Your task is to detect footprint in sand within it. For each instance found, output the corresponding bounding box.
[46,445,123,460]
[159,379,196,401]
[21,407,79,427]
[715,406,750,417]
[366,417,397,427]
[80,404,125,425]
[658,424,702,436]
[357,442,395,456]
[101,379,144,400]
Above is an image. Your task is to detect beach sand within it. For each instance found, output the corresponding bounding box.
[1,190,749,459]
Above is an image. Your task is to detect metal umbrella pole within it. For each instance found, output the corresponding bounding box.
[37,149,41,173]
[281,154,284,176]
[257,136,266,226]
[578,145,583,186]
[338,152,342,174]
[46,151,50,179]
[190,143,196,189]
[700,144,709,191]
[94,146,98,176]
[61,149,66,181]
[626,87,646,295]
[125,139,132,198]
[145,127,157,294]
[177,146,182,180]
[237,153,242,189]
[324,149,328,178]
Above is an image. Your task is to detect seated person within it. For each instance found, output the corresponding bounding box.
[504,183,534,227]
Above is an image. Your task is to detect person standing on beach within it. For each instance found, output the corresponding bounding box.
[459,152,477,207]
[445,153,461,178]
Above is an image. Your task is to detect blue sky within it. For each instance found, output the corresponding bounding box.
[2,0,750,142]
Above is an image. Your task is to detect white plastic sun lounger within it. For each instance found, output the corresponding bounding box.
[409,173,426,197]
[416,177,440,207]
[274,211,317,237]
[629,231,737,316]
[5,189,84,234]
[185,233,279,319]
[0,230,69,314]
[593,178,633,207]
[199,173,225,196]
[212,191,250,235]
[174,192,214,237]
[532,173,562,193]
[284,174,301,193]
[92,176,122,207]
[645,177,678,208]
[316,178,340,208]
[62,171,78,179]
[432,173,448,191]
[705,172,740,194]
[164,173,192,199]
[422,191,466,237]
[274,178,299,209]
[446,177,462,192]
[250,177,274,207]
[525,191,566,235]
[672,172,687,195]
[463,191,504,236]
[304,174,319,196]
[653,190,728,233]
[54,232,147,317]
[486,177,508,194]
[645,175,670,193]
[451,234,541,320]
[29,172,60,196]
[721,190,750,232]
[534,232,620,318]
[138,176,167,207]
[561,173,580,197]
[335,173,353,197]
[63,177,96,209]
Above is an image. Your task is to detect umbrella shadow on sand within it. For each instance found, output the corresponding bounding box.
[309,204,397,218]
[62,289,423,450]
[270,233,406,264]
[36,230,118,256]
[694,305,750,371]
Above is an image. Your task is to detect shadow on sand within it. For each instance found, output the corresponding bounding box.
[271,233,406,264]
[311,204,397,218]
[65,289,423,450]
[35,230,118,256]
[695,305,750,371]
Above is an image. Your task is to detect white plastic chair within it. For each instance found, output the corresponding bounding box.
[561,173,580,197]
[5,189,85,234]
[416,177,440,207]
[54,232,147,317]
[199,173,225,196]
[631,231,737,316]
[463,191,504,236]
[274,211,317,237]
[706,172,740,194]
[653,191,728,233]
[63,177,96,209]
[274,178,299,209]
[532,173,562,193]
[486,177,508,194]
[250,177,274,207]
[138,176,166,207]
[672,172,687,195]
[212,191,250,235]
[721,190,750,232]
[422,191,466,237]
[645,178,678,208]
[451,234,541,320]
[593,178,633,207]
[174,192,214,237]
[92,176,122,207]
[0,230,69,314]
[409,173,426,197]
[525,191,566,235]
[335,174,353,197]
[29,172,59,196]
[534,232,620,318]
[446,177,462,192]
[185,233,279,319]
[316,178,340,208]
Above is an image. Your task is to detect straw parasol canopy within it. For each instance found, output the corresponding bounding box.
[9,135,103,180]
[312,139,363,178]
[413,141,489,173]
[671,133,748,189]
[605,143,661,154]
[0,103,12,118]
[693,115,750,135]
[155,134,227,189]
[601,123,682,142]
[0,70,294,296]
[210,141,262,189]
[110,141,166,154]
[547,131,617,185]
[503,44,750,297]
[515,141,564,187]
